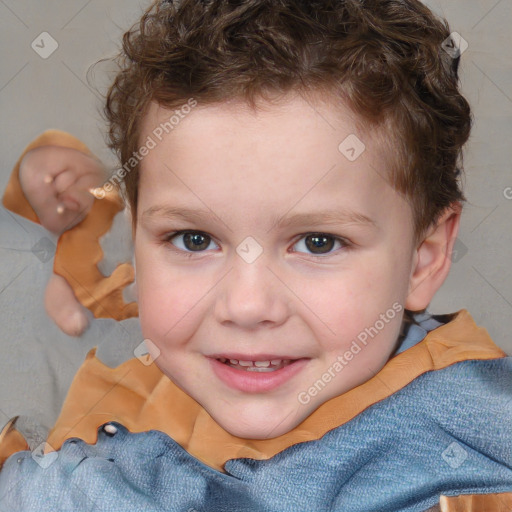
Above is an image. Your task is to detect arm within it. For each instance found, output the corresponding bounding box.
[2,130,138,336]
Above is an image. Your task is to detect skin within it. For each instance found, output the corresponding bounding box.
[19,145,104,236]
[19,145,105,336]
[18,91,459,438]
[134,92,460,439]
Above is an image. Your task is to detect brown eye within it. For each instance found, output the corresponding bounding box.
[169,231,217,252]
[184,232,210,251]
[292,233,346,256]
[305,234,335,254]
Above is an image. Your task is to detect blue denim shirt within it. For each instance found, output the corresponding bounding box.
[0,315,511,512]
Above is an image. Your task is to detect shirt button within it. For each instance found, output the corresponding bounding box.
[103,424,118,436]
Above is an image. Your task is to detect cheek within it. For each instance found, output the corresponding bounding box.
[134,245,206,344]
[301,255,407,353]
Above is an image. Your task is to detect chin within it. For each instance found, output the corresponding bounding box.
[211,405,307,440]
[221,421,290,440]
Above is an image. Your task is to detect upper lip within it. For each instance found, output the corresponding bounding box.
[208,353,304,361]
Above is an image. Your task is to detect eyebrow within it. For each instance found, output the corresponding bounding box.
[141,205,377,229]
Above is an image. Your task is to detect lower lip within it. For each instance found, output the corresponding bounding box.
[209,358,309,393]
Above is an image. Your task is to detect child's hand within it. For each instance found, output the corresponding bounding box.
[19,145,105,235]
[45,273,91,337]
[18,144,107,336]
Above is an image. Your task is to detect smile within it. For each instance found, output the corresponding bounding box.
[209,356,309,393]
[216,357,294,372]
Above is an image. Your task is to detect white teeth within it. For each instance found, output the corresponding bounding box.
[217,357,296,372]
[254,360,271,367]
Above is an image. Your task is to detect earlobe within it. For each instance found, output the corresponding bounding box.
[405,204,462,312]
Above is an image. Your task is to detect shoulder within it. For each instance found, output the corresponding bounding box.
[365,356,512,466]
[408,356,512,425]
[226,358,512,511]
[0,422,225,511]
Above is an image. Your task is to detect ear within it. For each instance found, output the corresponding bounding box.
[405,204,462,311]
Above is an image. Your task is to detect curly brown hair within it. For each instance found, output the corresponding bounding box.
[104,0,471,240]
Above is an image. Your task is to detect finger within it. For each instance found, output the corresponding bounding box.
[81,165,106,189]
[53,167,80,195]
[50,204,88,232]
[45,274,90,337]
[58,181,96,214]
[24,147,74,184]
[54,162,104,203]
[41,147,100,181]
[59,196,82,211]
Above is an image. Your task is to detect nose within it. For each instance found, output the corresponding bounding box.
[214,254,290,329]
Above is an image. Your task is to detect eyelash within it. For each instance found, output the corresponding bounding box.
[162,230,351,258]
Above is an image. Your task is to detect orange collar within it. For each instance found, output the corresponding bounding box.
[46,310,505,472]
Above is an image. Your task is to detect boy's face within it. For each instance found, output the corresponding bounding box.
[134,93,418,439]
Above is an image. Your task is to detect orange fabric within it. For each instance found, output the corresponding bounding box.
[1,130,138,320]
[440,492,512,511]
[53,192,138,320]
[43,310,505,472]
[0,417,29,470]
[1,130,90,223]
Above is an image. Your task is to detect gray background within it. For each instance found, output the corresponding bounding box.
[0,0,511,443]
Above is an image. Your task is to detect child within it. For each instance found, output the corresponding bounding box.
[1,0,511,510]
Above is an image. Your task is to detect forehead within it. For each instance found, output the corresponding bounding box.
[139,92,385,162]
[136,94,410,233]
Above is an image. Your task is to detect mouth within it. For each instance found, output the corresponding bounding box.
[216,357,295,372]
[209,355,309,393]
